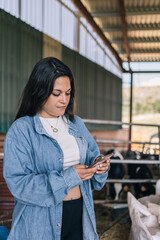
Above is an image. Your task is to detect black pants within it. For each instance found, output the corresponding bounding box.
[61,197,83,240]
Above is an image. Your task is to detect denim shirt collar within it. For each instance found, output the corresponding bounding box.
[33,114,46,135]
[33,114,81,138]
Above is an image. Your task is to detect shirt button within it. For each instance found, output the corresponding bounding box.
[59,158,62,161]
[57,223,60,227]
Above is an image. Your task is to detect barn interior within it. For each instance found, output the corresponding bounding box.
[0,0,160,239]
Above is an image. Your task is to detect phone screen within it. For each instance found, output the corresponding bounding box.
[88,152,113,168]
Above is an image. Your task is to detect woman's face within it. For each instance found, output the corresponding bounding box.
[38,76,71,118]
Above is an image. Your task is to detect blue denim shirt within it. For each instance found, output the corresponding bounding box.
[3,114,108,240]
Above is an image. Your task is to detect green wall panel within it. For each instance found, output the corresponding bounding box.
[0,9,122,133]
[0,10,43,133]
[62,45,122,130]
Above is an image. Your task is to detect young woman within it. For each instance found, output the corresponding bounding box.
[3,57,110,240]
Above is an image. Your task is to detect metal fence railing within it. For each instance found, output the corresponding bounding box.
[83,118,160,185]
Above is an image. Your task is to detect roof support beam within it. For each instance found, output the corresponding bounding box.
[118,0,130,62]
[103,27,122,32]
[131,59,160,62]
[112,38,160,44]
[92,11,120,17]
[132,71,160,74]
[91,9,160,17]
[71,0,124,71]
[120,49,160,54]
[124,70,160,73]
[103,25,160,32]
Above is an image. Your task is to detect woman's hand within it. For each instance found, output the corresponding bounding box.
[95,158,110,174]
[74,164,99,181]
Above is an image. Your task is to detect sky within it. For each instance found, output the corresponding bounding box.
[122,62,160,88]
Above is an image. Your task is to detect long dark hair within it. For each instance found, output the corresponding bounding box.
[15,57,75,121]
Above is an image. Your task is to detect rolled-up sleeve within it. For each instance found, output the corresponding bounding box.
[3,137,82,207]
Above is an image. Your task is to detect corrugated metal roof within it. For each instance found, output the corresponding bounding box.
[81,0,160,63]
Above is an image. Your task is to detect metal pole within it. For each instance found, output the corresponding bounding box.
[42,0,45,32]
[83,118,160,127]
[96,139,160,145]
[132,71,160,74]
[19,0,21,19]
[158,127,160,161]
[128,71,133,151]
[76,11,80,52]
[109,159,160,164]
[107,179,157,183]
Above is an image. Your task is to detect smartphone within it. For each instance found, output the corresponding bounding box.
[88,152,113,168]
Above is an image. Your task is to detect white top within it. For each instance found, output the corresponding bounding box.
[39,115,80,170]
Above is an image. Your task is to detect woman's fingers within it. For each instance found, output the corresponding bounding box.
[96,158,111,174]
[74,157,111,179]
[74,164,98,181]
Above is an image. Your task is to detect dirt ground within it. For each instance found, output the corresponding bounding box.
[93,186,131,240]
[95,203,131,240]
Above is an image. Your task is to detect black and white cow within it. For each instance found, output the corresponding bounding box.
[127,150,155,199]
[104,149,155,200]
[103,148,125,200]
